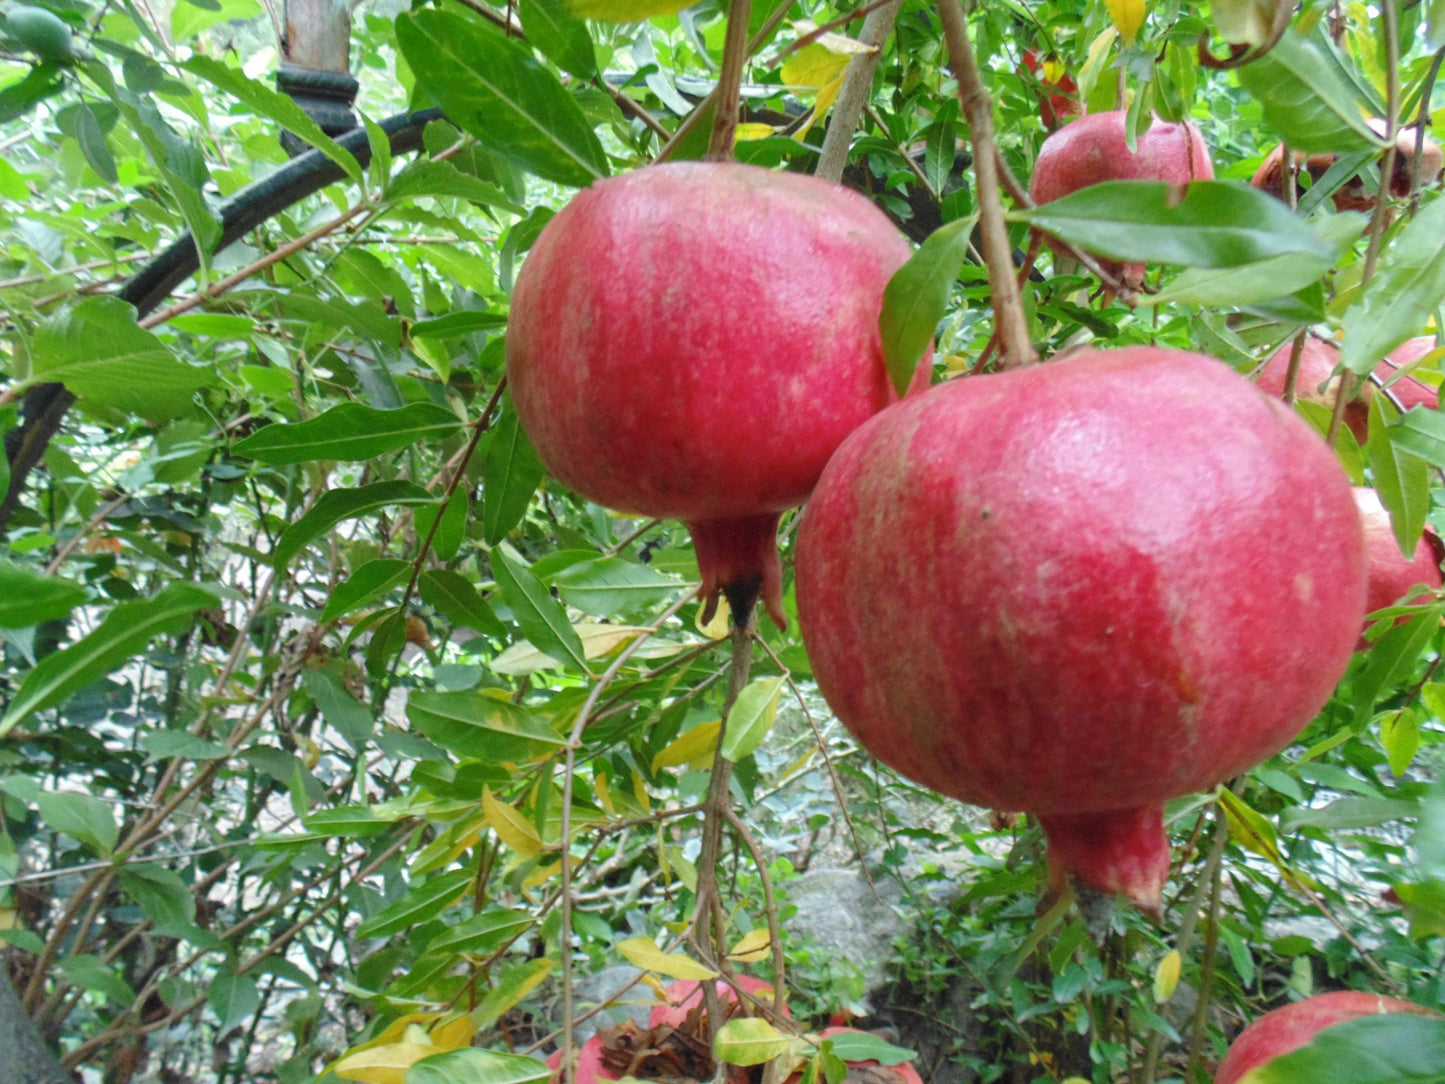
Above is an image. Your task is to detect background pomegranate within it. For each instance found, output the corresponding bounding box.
[1380,336,1442,412]
[795,348,1365,909]
[506,162,914,627]
[1253,337,1369,443]
[648,975,782,1028]
[1250,123,1442,213]
[1214,991,1438,1084]
[1020,49,1079,129]
[1028,111,1214,288]
[1354,487,1443,646]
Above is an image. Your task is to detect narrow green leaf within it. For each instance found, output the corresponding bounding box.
[396,9,609,188]
[139,731,233,762]
[36,790,118,855]
[234,402,463,464]
[410,312,509,340]
[1368,396,1431,557]
[472,957,553,1029]
[518,0,597,78]
[408,690,566,763]
[1431,0,1445,49]
[1142,252,1334,308]
[121,865,197,930]
[184,57,363,187]
[29,296,211,420]
[272,482,437,569]
[544,557,682,617]
[408,1050,552,1084]
[821,1032,917,1067]
[1243,1013,1445,1083]
[318,558,412,623]
[879,216,974,396]
[1341,197,1445,375]
[209,971,261,1038]
[419,570,507,636]
[57,955,135,1006]
[0,582,218,737]
[1234,30,1387,153]
[492,545,589,672]
[384,160,524,211]
[566,0,693,17]
[1020,181,1337,268]
[1353,603,1445,725]
[304,806,392,837]
[483,402,546,545]
[0,560,86,628]
[302,668,374,752]
[1279,797,1419,831]
[356,869,475,939]
[721,676,784,762]
[1388,406,1445,467]
[422,908,536,955]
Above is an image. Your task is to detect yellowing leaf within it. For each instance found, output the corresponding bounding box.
[781,43,851,89]
[566,0,693,20]
[1153,949,1181,1003]
[728,928,773,962]
[333,1041,439,1084]
[697,596,731,639]
[0,908,18,931]
[1218,789,1319,893]
[716,1017,796,1066]
[296,733,321,770]
[632,767,652,812]
[1042,57,1068,83]
[428,1014,476,1050]
[522,858,560,889]
[1105,0,1146,45]
[735,123,776,141]
[651,720,720,772]
[474,957,554,1029]
[483,787,544,858]
[491,623,685,676]
[792,71,846,142]
[616,936,718,980]
[595,770,615,815]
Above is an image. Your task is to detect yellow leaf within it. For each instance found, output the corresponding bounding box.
[781,43,851,88]
[492,623,686,676]
[616,936,719,980]
[483,787,544,858]
[333,1042,439,1084]
[1105,0,1146,46]
[1042,56,1068,83]
[0,908,18,931]
[595,770,615,816]
[651,720,721,772]
[631,767,652,813]
[792,71,846,142]
[522,858,560,888]
[728,928,773,963]
[428,1014,476,1050]
[1153,949,1181,1003]
[566,0,693,20]
[697,596,730,639]
[295,733,321,770]
[735,123,776,142]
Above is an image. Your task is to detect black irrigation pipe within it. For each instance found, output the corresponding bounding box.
[0,107,444,535]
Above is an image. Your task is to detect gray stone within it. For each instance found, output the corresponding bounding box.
[784,868,908,994]
[570,965,655,1041]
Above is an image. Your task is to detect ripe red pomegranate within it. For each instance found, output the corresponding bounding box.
[1028,111,1214,289]
[506,162,914,627]
[795,348,1365,909]
[1254,337,1369,443]
[1214,991,1438,1084]
[1250,123,1442,213]
[786,1028,925,1084]
[1380,336,1442,412]
[547,1035,617,1084]
[1354,487,1443,646]
[1020,50,1079,129]
[648,976,781,1028]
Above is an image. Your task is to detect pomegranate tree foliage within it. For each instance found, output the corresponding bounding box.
[1,0,1445,1081]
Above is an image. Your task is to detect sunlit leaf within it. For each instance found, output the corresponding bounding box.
[233,403,462,464]
[616,936,718,980]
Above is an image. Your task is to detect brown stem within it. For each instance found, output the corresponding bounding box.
[722,807,788,1020]
[706,0,755,162]
[1410,49,1445,217]
[1281,328,1308,407]
[814,1,903,183]
[937,0,1036,369]
[1362,0,1400,285]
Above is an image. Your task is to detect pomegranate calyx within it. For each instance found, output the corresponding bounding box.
[1037,805,1170,914]
[689,513,786,629]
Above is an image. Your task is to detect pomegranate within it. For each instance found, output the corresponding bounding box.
[1354,487,1443,646]
[1253,337,1369,443]
[1250,123,1442,213]
[1020,50,1079,129]
[1214,991,1438,1084]
[1028,111,1214,288]
[648,975,782,1028]
[1380,336,1442,412]
[506,162,914,627]
[547,1036,617,1084]
[795,347,1365,909]
[787,1028,925,1084]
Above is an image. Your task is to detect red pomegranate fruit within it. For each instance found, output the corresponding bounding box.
[1354,487,1443,646]
[1250,123,1442,213]
[547,1035,617,1084]
[506,162,915,628]
[1214,991,1438,1084]
[795,348,1366,909]
[786,1028,925,1084]
[648,975,781,1028]
[1021,49,1079,129]
[1028,111,1214,288]
[1380,336,1442,412]
[1253,337,1369,443]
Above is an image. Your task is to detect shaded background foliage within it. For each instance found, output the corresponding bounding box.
[3,0,1445,1082]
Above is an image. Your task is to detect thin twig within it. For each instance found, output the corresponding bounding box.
[706,0,755,161]
[814,1,902,183]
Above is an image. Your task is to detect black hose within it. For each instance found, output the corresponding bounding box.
[0,107,444,533]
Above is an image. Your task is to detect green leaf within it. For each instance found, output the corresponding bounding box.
[416,489,468,563]
[396,9,609,188]
[29,296,212,420]
[518,0,597,79]
[483,402,547,546]
[565,0,694,19]
[408,690,566,763]
[57,955,135,1006]
[319,558,412,623]
[1019,181,1337,268]
[302,668,374,752]
[1242,1013,1445,1083]
[409,312,509,340]
[1388,407,1445,468]
[419,570,507,636]
[408,1050,552,1084]
[272,482,437,569]
[721,676,784,762]
[716,1017,795,1066]
[879,216,974,396]
[36,790,118,855]
[821,1032,917,1067]
[209,970,261,1038]
[304,806,393,837]
[491,544,589,672]
[139,731,233,762]
[1369,396,1432,557]
[1353,604,1445,726]
[384,160,524,212]
[422,908,536,955]
[0,582,218,737]
[233,402,463,464]
[472,957,553,1029]
[357,869,475,939]
[184,57,363,187]
[1431,0,1445,49]
[544,557,683,617]
[121,865,197,930]
[1341,197,1445,375]
[0,560,86,628]
[1234,29,1387,153]
[1280,797,1419,831]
